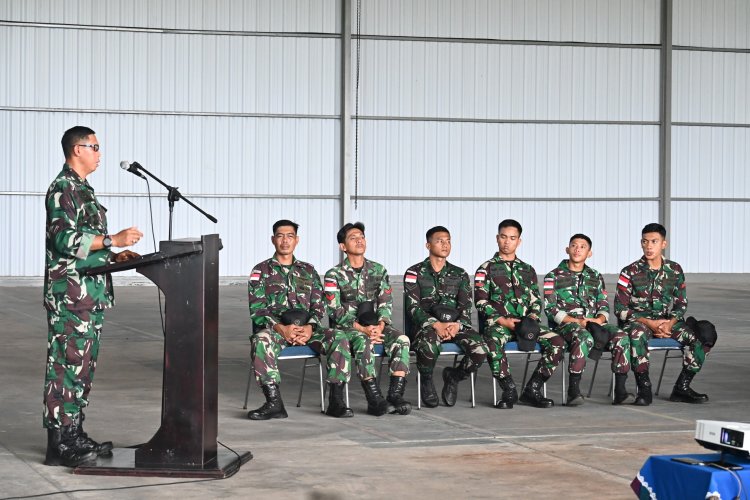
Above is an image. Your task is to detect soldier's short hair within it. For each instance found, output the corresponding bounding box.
[337,222,365,244]
[273,219,299,234]
[642,223,666,238]
[569,233,592,247]
[498,219,522,235]
[426,226,450,241]
[61,126,96,159]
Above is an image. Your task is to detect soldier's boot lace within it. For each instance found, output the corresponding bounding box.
[361,378,389,416]
[566,372,584,406]
[248,383,288,420]
[44,425,98,467]
[325,382,354,418]
[612,373,636,405]
[386,376,412,415]
[494,375,518,409]
[633,371,653,406]
[669,368,709,404]
[420,373,439,408]
[441,366,468,407]
[74,412,113,456]
[519,370,554,408]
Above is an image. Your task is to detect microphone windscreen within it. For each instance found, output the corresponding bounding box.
[120,161,130,170]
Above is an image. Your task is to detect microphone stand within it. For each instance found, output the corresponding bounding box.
[135,163,218,240]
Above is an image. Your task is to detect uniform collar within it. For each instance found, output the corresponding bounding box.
[62,163,90,188]
[493,252,520,265]
[560,259,589,273]
[342,256,368,272]
[271,255,297,268]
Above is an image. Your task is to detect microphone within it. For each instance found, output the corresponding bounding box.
[120,161,146,179]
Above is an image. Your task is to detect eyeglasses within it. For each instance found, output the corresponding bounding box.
[76,144,100,152]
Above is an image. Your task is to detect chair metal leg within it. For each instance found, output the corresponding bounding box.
[522,353,532,387]
[492,377,497,405]
[297,359,309,408]
[610,373,615,401]
[345,382,350,408]
[561,357,566,406]
[243,365,254,410]
[470,372,476,408]
[655,349,681,396]
[586,358,601,398]
[318,358,325,412]
[417,371,422,410]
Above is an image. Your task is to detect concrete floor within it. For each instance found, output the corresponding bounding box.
[1,276,748,499]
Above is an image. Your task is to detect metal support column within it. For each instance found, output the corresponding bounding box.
[339,0,352,227]
[659,0,673,253]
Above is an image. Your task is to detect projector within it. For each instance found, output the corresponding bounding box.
[695,420,750,457]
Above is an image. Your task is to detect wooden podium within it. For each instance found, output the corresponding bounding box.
[75,234,251,478]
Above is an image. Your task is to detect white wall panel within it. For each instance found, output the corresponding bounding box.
[672,126,750,198]
[674,0,750,49]
[356,121,658,198]
[672,51,750,124]
[360,0,660,44]
[0,27,338,115]
[350,200,658,276]
[0,0,338,33]
[358,42,659,121]
[0,111,339,197]
[671,201,750,273]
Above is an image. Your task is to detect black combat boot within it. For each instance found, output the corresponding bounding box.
[669,368,709,404]
[325,382,354,418]
[519,369,554,408]
[74,412,113,456]
[441,366,469,407]
[494,375,518,409]
[247,383,288,420]
[612,373,636,405]
[361,378,389,416]
[633,371,653,406]
[44,426,98,467]
[420,372,439,408]
[567,373,584,406]
[386,376,412,415]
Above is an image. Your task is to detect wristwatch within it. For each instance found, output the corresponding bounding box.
[102,234,112,249]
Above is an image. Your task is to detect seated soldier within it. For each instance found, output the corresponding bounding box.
[404,226,488,408]
[248,220,353,420]
[475,219,566,409]
[544,234,634,406]
[615,223,712,406]
[324,222,412,416]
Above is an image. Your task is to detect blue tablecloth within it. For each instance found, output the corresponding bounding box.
[632,453,750,500]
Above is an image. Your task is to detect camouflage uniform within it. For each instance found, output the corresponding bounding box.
[615,257,708,374]
[474,254,565,380]
[543,260,630,375]
[43,164,114,429]
[324,258,410,380]
[404,258,488,375]
[248,257,351,385]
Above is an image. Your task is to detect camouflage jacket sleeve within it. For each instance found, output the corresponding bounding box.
[524,264,543,319]
[593,273,610,321]
[247,262,279,330]
[375,265,393,325]
[404,265,433,328]
[308,269,326,327]
[474,261,504,326]
[47,179,99,262]
[456,269,474,329]
[614,266,635,323]
[543,271,565,325]
[668,263,688,321]
[324,268,357,328]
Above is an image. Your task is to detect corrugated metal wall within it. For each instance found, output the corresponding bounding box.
[1,0,747,277]
[352,0,662,276]
[671,0,750,272]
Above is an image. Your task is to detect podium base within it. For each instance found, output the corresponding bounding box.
[73,447,252,478]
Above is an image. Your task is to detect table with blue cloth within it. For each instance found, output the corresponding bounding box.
[631,453,750,500]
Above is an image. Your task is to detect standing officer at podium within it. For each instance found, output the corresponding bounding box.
[248,219,353,420]
[43,126,143,467]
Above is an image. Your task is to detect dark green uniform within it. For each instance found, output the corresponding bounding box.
[615,257,709,374]
[474,254,564,380]
[248,257,351,385]
[543,260,630,375]
[324,258,410,380]
[43,164,113,429]
[404,258,488,375]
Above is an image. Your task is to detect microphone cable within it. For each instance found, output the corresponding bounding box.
[143,176,167,337]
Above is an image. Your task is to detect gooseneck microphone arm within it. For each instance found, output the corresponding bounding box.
[121,161,218,240]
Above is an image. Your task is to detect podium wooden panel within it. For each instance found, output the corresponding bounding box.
[74,234,251,478]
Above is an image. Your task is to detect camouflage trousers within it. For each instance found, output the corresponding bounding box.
[43,308,104,429]
[413,326,488,375]
[343,325,410,381]
[251,327,351,385]
[625,319,710,374]
[484,324,565,380]
[555,322,631,375]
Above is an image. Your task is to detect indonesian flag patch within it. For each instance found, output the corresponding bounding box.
[324,280,338,292]
[405,270,418,284]
[249,270,261,282]
[474,270,486,287]
[617,273,630,290]
[543,278,554,295]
